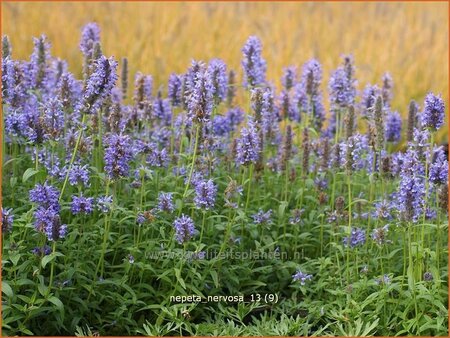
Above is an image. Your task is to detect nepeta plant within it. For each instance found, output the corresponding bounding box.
[1,22,447,337]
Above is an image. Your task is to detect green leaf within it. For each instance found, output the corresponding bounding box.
[174,268,186,290]
[48,296,64,311]
[41,252,64,269]
[9,252,21,266]
[2,281,13,298]
[362,318,379,336]
[22,168,39,183]
[37,283,48,297]
[19,326,34,336]
[305,178,314,188]
[210,270,219,288]
[10,177,17,188]
[278,201,288,219]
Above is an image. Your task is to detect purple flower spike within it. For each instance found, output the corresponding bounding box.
[158,192,175,213]
[187,68,214,123]
[236,119,260,166]
[241,36,266,88]
[71,194,94,215]
[78,55,118,114]
[282,66,297,91]
[173,214,196,244]
[104,133,133,179]
[80,22,101,57]
[168,73,183,106]
[194,179,217,210]
[328,67,356,109]
[421,93,445,131]
[97,195,113,213]
[68,164,90,187]
[343,227,366,248]
[29,182,60,210]
[361,84,380,117]
[395,148,425,222]
[301,59,322,98]
[34,207,67,241]
[207,58,228,104]
[385,110,402,143]
[429,147,448,186]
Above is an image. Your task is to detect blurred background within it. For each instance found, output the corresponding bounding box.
[2,1,448,141]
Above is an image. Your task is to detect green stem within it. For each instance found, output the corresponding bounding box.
[436,190,441,272]
[176,121,186,169]
[401,227,407,287]
[97,108,103,172]
[238,166,246,243]
[168,123,200,249]
[245,163,254,213]
[346,174,352,284]
[46,241,57,297]
[284,163,289,202]
[380,246,387,327]
[96,179,111,277]
[59,114,87,202]
[218,209,233,259]
[408,225,418,317]
[35,146,39,171]
[199,210,207,244]
[181,124,200,204]
[319,214,324,257]
[420,131,433,277]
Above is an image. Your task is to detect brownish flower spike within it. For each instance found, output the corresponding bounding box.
[374,96,385,151]
[302,128,310,176]
[407,100,418,142]
[121,57,128,99]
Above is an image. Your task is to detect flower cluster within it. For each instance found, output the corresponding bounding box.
[374,200,393,220]
[173,214,196,244]
[207,58,228,104]
[1,207,14,233]
[29,182,59,209]
[158,192,175,213]
[343,227,366,248]
[168,73,183,106]
[236,119,260,166]
[104,133,133,179]
[385,110,402,143]
[421,93,445,130]
[71,194,95,215]
[395,149,425,222]
[292,270,313,285]
[68,164,90,186]
[194,179,217,210]
[97,195,113,213]
[252,209,272,225]
[78,56,118,115]
[328,66,356,109]
[371,225,391,246]
[241,36,266,88]
[79,22,101,57]
[429,147,448,186]
[281,66,297,91]
[187,66,214,123]
[30,183,66,241]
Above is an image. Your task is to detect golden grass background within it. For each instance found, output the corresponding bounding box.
[1,1,448,141]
